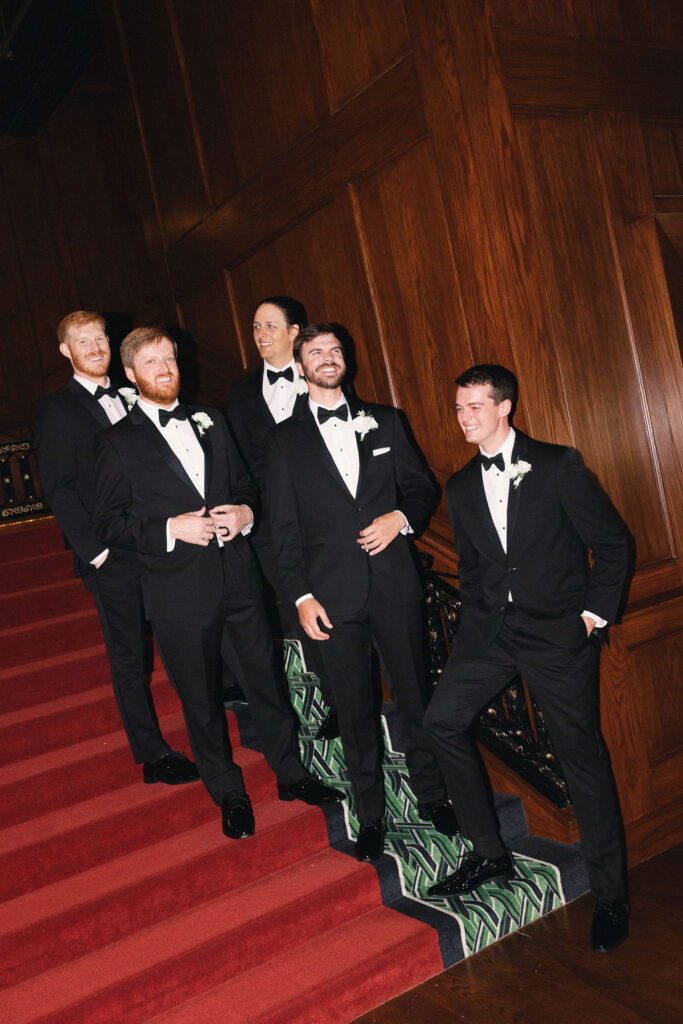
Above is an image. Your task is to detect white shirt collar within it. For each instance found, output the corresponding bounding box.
[263,357,297,385]
[480,427,516,465]
[137,396,179,425]
[73,374,111,395]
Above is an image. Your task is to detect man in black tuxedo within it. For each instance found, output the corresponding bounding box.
[34,311,198,786]
[424,364,630,953]
[94,327,341,839]
[226,296,338,737]
[265,323,458,860]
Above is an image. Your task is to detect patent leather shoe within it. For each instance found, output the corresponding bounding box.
[428,851,514,897]
[277,774,343,805]
[221,793,255,839]
[356,820,386,861]
[417,799,459,837]
[590,898,630,952]
[143,750,199,785]
[315,708,340,740]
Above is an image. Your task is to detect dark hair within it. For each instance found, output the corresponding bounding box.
[257,296,308,331]
[455,364,518,407]
[294,322,344,362]
[120,326,176,369]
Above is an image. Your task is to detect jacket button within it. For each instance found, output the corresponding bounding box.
[355,507,362,512]
[508,567,517,573]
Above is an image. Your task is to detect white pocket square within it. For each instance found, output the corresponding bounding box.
[372,447,391,456]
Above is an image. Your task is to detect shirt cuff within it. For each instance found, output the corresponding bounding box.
[166,519,176,552]
[395,510,413,535]
[295,593,314,607]
[582,609,607,629]
[91,549,109,568]
[240,505,254,536]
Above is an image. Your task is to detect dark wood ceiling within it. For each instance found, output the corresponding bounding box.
[0,0,101,136]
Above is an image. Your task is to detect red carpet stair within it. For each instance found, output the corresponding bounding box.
[0,520,445,1023]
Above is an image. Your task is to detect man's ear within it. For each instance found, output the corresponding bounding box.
[499,398,512,420]
[124,365,136,384]
[59,342,71,362]
[295,359,304,378]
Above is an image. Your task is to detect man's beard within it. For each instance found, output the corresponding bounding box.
[71,351,110,379]
[137,376,180,405]
[303,364,345,389]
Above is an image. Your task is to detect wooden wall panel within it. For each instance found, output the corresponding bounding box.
[113,0,211,247]
[514,113,672,571]
[170,0,327,205]
[176,272,244,410]
[228,195,383,404]
[310,0,410,110]
[489,0,577,36]
[641,122,683,195]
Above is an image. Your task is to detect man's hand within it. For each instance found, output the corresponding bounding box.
[298,597,333,641]
[169,507,215,546]
[210,504,252,541]
[581,615,596,637]
[358,511,404,556]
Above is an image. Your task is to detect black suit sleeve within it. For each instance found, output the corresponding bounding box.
[556,448,629,622]
[391,410,441,534]
[264,432,311,605]
[94,432,168,555]
[445,476,483,608]
[34,398,103,564]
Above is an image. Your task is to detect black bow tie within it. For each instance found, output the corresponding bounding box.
[94,384,119,401]
[158,404,188,427]
[318,405,349,425]
[267,366,294,385]
[480,451,505,473]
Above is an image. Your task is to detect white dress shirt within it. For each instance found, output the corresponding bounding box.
[263,358,300,424]
[309,396,360,496]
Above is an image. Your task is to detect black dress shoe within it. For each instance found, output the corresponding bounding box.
[142,751,200,785]
[428,850,514,897]
[221,793,255,839]
[277,775,343,805]
[417,799,459,837]
[590,898,630,952]
[356,820,386,861]
[315,707,340,740]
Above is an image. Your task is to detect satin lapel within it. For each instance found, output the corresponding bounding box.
[188,409,211,500]
[506,432,528,543]
[462,458,507,560]
[349,399,372,496]
[67,378,111,430]
[301,407,355,500]
[128,403,202,497]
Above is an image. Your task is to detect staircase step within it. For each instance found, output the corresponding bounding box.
[0,748,273,902]
[0,520,62,560]
[1,609,104,669]
[0,549,72,591]
[0,846,383,1024]
[0,678,180,767]
[146,905,442,1024]
[0,647,115,712]
[0,797,331,990]
[0,709,244,829]
[0,578,93,628]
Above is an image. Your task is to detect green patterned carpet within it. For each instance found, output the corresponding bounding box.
[267,639,589,967]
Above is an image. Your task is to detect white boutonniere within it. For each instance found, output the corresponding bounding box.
[352,410,379,441]
[296,376,309,395]
[118,387,138,408]
[191,412,213,437]
[506,459,532,489]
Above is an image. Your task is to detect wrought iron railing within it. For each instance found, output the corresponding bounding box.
[0,428,49,523]
[420,552,570,808]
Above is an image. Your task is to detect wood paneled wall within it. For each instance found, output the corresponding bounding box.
[6,0,683,861]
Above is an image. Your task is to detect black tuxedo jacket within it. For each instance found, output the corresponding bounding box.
[265,398,440,615]
[446,431,630,660]
[34,378,135,576]
[94,402,260,620]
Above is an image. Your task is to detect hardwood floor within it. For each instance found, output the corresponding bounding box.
[353,844,682,1024]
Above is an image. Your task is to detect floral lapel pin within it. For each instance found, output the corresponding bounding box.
[118,387,138,409]
[191,412,213,437]
[505,459,532,489]
[296,376,309,395]
[352,410,379,441]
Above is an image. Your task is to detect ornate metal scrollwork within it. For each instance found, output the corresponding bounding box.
[420,552,570,808]
[0,430,49,522]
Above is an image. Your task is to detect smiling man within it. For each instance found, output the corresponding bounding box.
[265,323,458,861]
[34,311,198,787]
[94,327,341,840]
[424,363,631,954]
